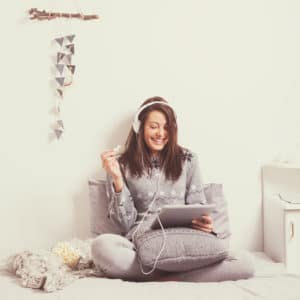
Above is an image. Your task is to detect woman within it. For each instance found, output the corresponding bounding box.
[91,96,254,281]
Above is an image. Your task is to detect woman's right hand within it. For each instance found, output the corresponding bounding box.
[101,150,122,180]
[101,150,124,193]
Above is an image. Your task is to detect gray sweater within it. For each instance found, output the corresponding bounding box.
[106,149,212,240]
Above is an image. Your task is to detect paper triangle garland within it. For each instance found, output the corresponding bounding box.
[63,76,73,86]
[52,34,77,140]
[66,44,75,55]
[57,52,65,63]
[65,54,72,64]
[55,37,64,47]
[66,34,75,43]
[56,64,64,75]
[57,120,64,129]
[56,102,61,113]
[57,89,63,97]
[56,77,65,87]
[55,128,63,139]
[67,65,76,74]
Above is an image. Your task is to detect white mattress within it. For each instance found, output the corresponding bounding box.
[1,252,300,300]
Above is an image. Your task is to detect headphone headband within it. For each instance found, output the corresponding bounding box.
[132,101,174,134]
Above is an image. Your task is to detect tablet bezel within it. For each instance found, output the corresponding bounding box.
[150,204,216,230]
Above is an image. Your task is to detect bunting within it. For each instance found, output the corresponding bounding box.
[66,44,75,55]
[66,65,76,74]
[55,37,64,47]
[66,34,75,43]
[55,77,65,87]
[57,89,63,97]
[57,52,65,63]
[52,34,76,140]
[56,64,64,75]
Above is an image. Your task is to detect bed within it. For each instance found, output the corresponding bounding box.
[1,252,299,300]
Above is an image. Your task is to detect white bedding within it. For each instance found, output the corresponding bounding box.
[1,252,300,300]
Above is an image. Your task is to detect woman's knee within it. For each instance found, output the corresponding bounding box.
[226,251,255,279]
[237,251,255,279]
[91,234,119,264]
[91,234,140,279]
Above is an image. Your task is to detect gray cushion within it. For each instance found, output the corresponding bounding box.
[134,183,231,272]
[134,227,229,272]
[88,179,122,235]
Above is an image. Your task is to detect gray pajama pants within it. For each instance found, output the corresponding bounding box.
[91,233,254,282]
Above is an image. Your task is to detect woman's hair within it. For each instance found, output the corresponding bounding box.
[119,96,185,181]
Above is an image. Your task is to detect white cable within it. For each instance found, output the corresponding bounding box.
[138,213,167,275]
[131,168,168,275]
[106,157,168,276]
[131,169,162,243]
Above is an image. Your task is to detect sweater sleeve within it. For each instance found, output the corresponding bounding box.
[185,152,207,205]
[106,173,138,235]
[185,152,231,239]
[204,183,231,239]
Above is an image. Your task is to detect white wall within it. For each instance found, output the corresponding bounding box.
[1,0,300,257]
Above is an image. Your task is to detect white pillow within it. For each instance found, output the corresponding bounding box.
[88,179,122,235]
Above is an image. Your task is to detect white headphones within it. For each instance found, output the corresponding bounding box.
[132,101,175,134]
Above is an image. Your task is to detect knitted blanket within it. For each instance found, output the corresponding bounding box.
[3,239,103,292]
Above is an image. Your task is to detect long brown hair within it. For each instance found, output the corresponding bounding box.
[119,96,185,181]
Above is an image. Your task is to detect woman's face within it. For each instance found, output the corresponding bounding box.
[143,110,169,155]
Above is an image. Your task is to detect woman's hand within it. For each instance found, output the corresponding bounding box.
[191,215,213,233]
[101,150,123,192]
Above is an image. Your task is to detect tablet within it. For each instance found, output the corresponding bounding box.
[150,204,216,230]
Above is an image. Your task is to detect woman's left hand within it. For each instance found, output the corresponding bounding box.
[191,215,213,233]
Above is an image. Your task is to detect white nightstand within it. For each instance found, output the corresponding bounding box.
[262,163,300,274]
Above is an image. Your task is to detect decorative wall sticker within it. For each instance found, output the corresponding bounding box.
[52,35,76,140]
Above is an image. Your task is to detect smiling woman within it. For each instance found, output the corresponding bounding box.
[92,96,254,282]
[119,97,183,182]
[143,110,169,155]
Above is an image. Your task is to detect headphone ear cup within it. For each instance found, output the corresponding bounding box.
[132,119,140,134]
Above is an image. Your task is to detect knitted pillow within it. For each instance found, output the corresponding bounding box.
[134,183,231,272]
[88,179,122,235]
[134,228,229,272]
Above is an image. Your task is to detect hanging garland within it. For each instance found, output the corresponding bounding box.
[27,3,99,140]
[53,34,76,139]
